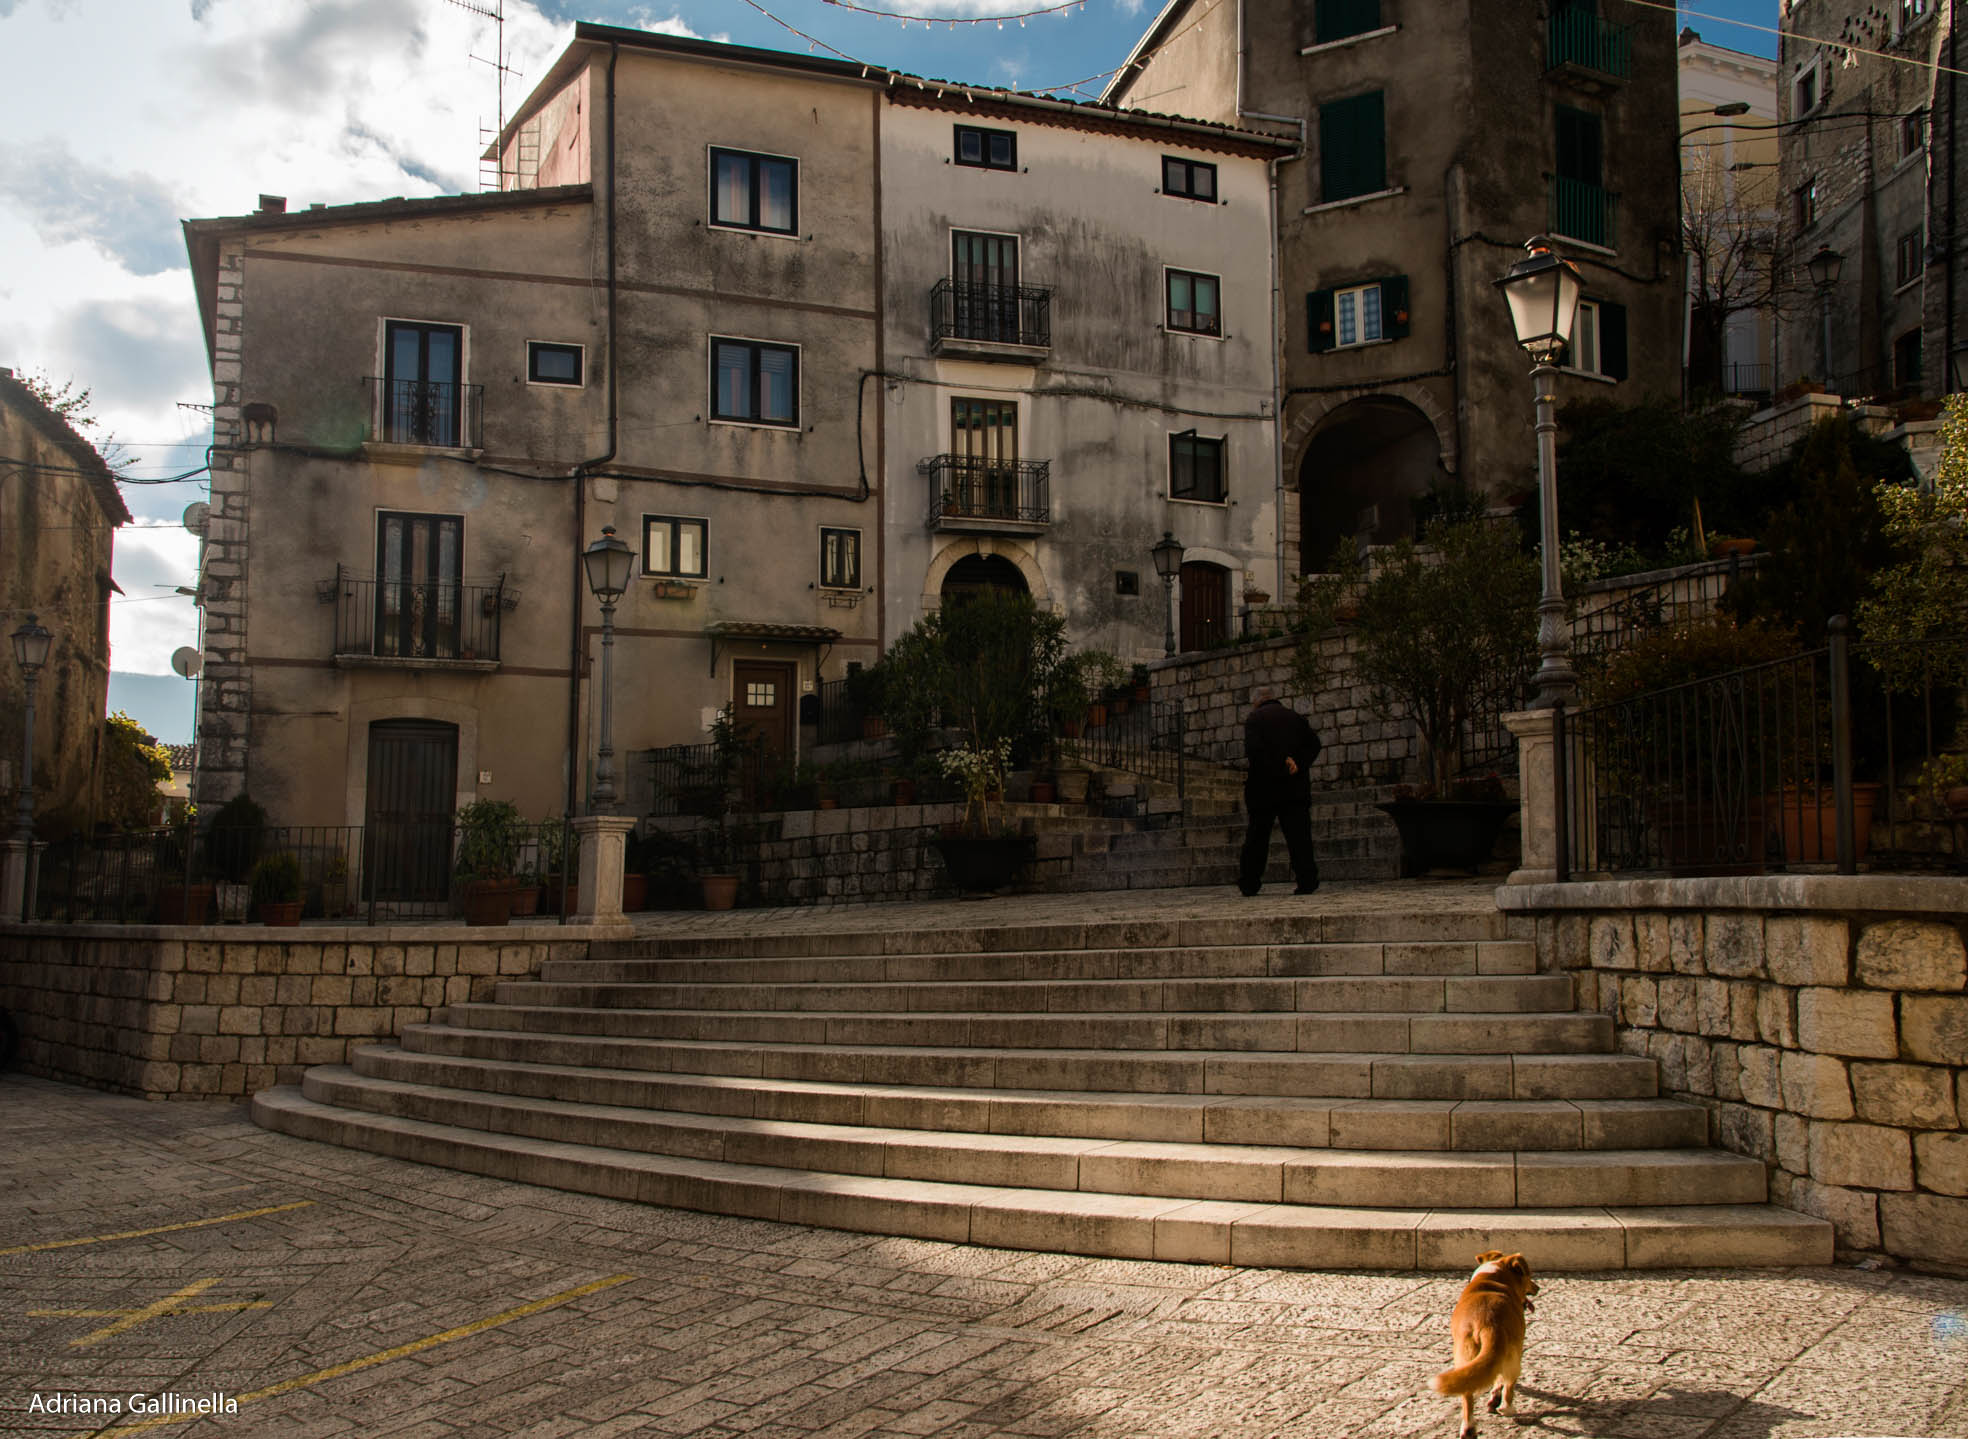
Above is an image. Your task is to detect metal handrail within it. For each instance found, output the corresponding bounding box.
[929,278,1052,348]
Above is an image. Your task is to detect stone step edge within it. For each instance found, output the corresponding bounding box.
[307,1067,1764,1211]
[352,1045,1705,1149]
[250,1088,1833,1272]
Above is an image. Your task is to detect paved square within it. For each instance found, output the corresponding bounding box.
[2,1075,1965,1438]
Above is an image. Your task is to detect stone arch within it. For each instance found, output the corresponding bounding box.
[1282,380,1457,477]
[1291,390,1454,574]
[920,537,1052,612]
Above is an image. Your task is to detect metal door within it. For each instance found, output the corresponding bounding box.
[363,719,458,905]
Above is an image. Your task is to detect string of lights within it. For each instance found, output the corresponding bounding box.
[821,0,1083,23]
[1639,0,1968,81]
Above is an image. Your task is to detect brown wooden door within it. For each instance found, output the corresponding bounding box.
[1179,562,1229,652]
[734,661,796,794]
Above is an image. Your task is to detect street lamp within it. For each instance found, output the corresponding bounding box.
[10,615,52,842]
[580,526,634,813]
[1150,531,1184,657]
[1807,244,1843,385]
[1496,236,1584,709]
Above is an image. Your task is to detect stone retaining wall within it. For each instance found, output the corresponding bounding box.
[1501,877,1968,1269]
[0,924,593,1099]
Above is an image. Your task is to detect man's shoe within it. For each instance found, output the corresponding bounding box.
[1237,885,1260,897]
[1294,880,1320,895]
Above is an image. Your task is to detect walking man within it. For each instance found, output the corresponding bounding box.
[1239,688,1320,896]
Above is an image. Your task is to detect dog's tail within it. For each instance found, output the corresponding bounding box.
[1431,1334,1498,1397]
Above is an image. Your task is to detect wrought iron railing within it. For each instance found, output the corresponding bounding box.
[365,377,484,448]
[815,676,874,746]
[1070,696,1187,792]
[922,455,1051,527]
[1721,362,1774,397]
[332,567,505,662]
[28,819,574,925]
[646,743,722,817]
[929,278,1052,349]
[1549,175,1619,249]
[1547,7,1633,78]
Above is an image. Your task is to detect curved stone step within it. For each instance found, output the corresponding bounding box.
[352,1045,1709,1149]
[436,1003,1614,1056]
[397,1024,1661,1100]
[304,1068,1764,1210]
[251,1087,1833,1271]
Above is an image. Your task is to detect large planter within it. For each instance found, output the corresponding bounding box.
[509,884,543,918]
[156,883,214,926]
[700,873,739,910]
[932,834,1035,896]
[1376,800,1515,877]
[1648,795,1768,876]
[255,900,302,927]
[1769,782,1882,866]
[214,882,250,923]
[622,873,648,912]
[461,878,517,927]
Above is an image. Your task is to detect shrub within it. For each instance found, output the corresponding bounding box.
[248,852,303,906]
[204,792,268,883]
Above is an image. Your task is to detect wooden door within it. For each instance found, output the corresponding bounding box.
[734,661,796,796]
[1178,562,1229,652]
[363,719,458,904]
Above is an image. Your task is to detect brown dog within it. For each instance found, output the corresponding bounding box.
[1430,1251,1538,1438]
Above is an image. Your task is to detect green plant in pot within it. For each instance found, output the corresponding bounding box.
[320,849,351,919]
[453,797,523,926]
[693,705,759,910]
[155,802,214,925]
[248,851,304,926]
[203,792,267,921]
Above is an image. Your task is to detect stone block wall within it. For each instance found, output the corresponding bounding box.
[1508,878,1968,1268]
[0,924,583,1099]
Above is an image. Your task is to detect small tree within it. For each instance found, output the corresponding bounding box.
[97,712,172,830]
[1857,393,1968,697]
[1293,516,1537,792]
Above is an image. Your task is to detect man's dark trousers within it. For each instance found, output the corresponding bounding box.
[1239,788,1317,894]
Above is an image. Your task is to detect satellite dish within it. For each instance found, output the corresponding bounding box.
[182,502,210,536]
[170,647,203,679]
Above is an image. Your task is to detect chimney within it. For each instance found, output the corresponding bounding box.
[258,194,287,214]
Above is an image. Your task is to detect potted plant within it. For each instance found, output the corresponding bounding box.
[155,805,213,925]
[319,850,351,919]
[249,852,304,926]
[454,797,523,926]
[1129,662,1152,702]
[692,705,755,910]
[1294,514,1537,874]
[204,792,268,922]
[933,739,1032,892]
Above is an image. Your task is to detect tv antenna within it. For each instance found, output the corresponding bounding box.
[446,0,524,190]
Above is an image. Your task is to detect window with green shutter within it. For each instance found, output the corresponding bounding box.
[1315,0,1381,42]
[1307,276,1409,352]
[1320,91,1386,203]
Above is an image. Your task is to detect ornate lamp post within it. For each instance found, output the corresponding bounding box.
[1150,531,1184,657]
[10,615,51,843]
[1807,244,1843,386]
[580,526,634,813]
[1496,236,1584,709]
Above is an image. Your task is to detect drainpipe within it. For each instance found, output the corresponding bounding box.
[1947,1,1958,388]
[565,41,621,819]
[1236,0,1305,595]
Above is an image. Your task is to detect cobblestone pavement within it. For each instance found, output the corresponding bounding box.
[4,1078,1967,1439]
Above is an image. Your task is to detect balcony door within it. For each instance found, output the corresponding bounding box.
[952,231,1020,342]
[950,398,1019,518]
[383,320,463,446]
[376,512,463,660]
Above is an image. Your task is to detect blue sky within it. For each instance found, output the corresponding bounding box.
[1,0,1779,742]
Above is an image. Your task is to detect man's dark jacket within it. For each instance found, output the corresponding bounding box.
[1245,699,1320,807]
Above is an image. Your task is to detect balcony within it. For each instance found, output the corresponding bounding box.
[365,376,484,450]
[1549,175,1620,249]
[329,568,505,669]
[1546,8,1633,83]
[921,455,1051,534]
[929,279,1052,362]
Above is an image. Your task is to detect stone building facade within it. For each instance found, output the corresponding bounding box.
[1107,0,1686,572]
[0,367,131,835]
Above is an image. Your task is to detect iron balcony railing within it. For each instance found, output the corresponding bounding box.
[1546,7,1633,78]
[332,566,505,663]
[1721,362,1774,397]
[1549,175,1620,249]
[922,455,1051,528]
[366,376,484,448]
[929,279,1052,350]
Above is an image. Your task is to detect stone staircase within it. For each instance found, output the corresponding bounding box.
[254,906,1832,1270]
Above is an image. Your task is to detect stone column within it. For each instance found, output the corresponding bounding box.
[1503,708,1560,886]
[1,838,35,923]
[569,815,636,928]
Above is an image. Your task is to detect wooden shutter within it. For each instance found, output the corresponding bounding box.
[1598,301,1628,380]
[1380,275,1410,339]
[1555,105,1603,185]
[1320,92,1385,202]
[1315,0,1380,41]
[1308,289,1336,353]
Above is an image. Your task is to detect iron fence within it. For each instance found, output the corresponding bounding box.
[922,455,1051,528]
[331,567,506,662]
[29,819,574,926]
[365,376,484,448]
[646,743,722,817]
[929,278,1052,349]
[1069,696,1187,791]
[1547,6,1632,77]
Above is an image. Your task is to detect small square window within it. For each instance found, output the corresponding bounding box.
[710,147,798,234]
[1162,156,1218,201]
[1333,282,1383,347]
[1115,570,1140,596]
[644,515,707,579]
[711,338,799,426]
[1166,269,1221,335]
[820,527,861,590]
[527,342,584,387]
[955,125,1017,171]
[1170,431,1226,503]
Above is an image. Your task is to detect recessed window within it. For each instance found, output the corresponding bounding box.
[1319,91,1386,202]
[1115,570,1140,596]
[955,125,1016,171]
[527,342,584,387]
[644,515,707,579]
[1794,178,1819,231]
[1333,282,1382,347]
[1162,156,1217,201]
[1308,275,1409,353]
[1166,269,1221,335]
[1902,110,1927,158]
[1894,328,1923,388]
[380,319,466,447]
[1794,58,1821,116]
[1170,431,1226,503]
[711,338,799,426]
[1567,298,1629,380]
[820,527,861,590]
[710,147,798,234]
[1315,0,1381,42]
[1897,227,1924,288]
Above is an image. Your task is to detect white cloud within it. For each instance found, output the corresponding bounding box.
[626,7,724,40]
[109,524,202,676]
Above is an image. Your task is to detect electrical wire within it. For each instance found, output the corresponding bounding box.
[1635,0,1968,80]
[821,0,1084,22]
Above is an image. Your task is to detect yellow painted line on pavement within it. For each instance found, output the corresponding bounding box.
[0,1202,314,1256]
[32,1277,273,1348]
[96,1273,636,1435]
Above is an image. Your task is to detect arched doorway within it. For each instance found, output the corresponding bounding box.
[940,553,1029,605]
[1179,561,1230,651]
[1298,396,1448,573]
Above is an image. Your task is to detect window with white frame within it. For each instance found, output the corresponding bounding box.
[1166,269,1222,335]
[711,338,799,426]
[644,515,707,579]
[1793,57,1822,116]
[1169,431,1226,503]
[527,341,583,386]
[710,147,798,234]
[819,527,861,589]
[1565,297,1628,379]
[1333,282,1383,347]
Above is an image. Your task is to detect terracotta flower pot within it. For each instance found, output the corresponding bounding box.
[1029,781,1056,804]
[256,900,302,927]
[700,874,739,910]
[157,884,214,926]
[892,778,916,806]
